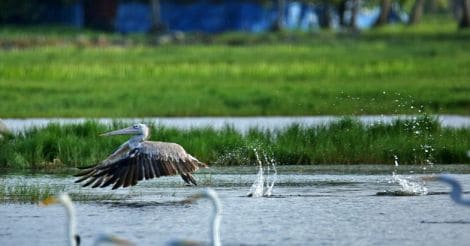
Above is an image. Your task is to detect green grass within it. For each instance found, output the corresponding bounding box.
[0,24,469,117]
[0,181,123,203]
[0,117,469,169]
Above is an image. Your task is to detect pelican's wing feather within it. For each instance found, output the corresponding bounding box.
[75,141,207,189]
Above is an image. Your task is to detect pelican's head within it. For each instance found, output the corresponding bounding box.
[186,188,219,202]
[185,188,222,214]
[40,192,80,246]
[94,233,135,246]
[40,192,73,208]
[101,123,150,139]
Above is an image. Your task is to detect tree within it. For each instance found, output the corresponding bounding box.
[349,0,360,30]
[318,0,334,29]
[149,0,166,33]
[272,0,286,31]
[460,0,470,28]
[408,0,425,25]
[338,0,348,26]
[374,0,392,27]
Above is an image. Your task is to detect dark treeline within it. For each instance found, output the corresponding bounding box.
[1,0,469,31]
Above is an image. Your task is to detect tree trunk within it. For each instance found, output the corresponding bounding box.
[460,0,470,28]
[150,0,165,33]
[349,0,359,30]
[318,2,332,29]
[425,0,438,13]
[84,0,117,31]
[272,0,286,31]
[338,0,347,27]
[374,0,392,27]
[408,0,425,25]
[451,0,461,19]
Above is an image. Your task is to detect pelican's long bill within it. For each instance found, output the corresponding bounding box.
[100,126,141,137]
[40,196,59,206]
[95,234,136,246]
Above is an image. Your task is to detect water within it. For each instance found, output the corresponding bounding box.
[247,149,277,198]
[1,165,470,246]
[389,155,428,196]
[2,115,470,133]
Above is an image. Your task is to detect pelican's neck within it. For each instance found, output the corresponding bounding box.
[127,126,149,149]
[210,195,222,246]
[128,133,148,149]
[439,176,470,206]
[63,201,78,246]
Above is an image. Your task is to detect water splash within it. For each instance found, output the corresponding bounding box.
[391,173,428,195]
[247,149,277,198]
[263,153,277,197]
[388,155,428,195]
[247,149,264,198]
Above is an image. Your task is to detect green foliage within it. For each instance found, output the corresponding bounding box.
[0,117,468,170]
[0,181,125,203]
[0,32,469,116]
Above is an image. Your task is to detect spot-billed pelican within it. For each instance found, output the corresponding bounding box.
[423,174,470,206]
[169,188,222,246]
[75,123,207,189]
[40,193,134,246]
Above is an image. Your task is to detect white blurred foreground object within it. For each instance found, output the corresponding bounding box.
[422,174,470,206]
[40,193,134,246]
[170,188,222,246]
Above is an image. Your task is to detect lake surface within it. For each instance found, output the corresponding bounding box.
[2,115,470,133]
[1,165,470,246]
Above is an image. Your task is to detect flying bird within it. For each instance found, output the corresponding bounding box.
[75,123,207,189]
[40,193,134,246]
[423,174,470,206]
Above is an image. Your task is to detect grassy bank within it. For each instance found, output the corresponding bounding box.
[0,117,469,169]
[0,26,469,117]
[0,181,124,203]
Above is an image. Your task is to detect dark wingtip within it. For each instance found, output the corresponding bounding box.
[181,173,197,186]
[73,167,96,177]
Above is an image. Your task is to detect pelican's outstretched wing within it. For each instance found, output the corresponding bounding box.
[74,141,207,189]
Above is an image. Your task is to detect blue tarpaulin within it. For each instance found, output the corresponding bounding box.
[116,1,281,33]
[14,1,396,33]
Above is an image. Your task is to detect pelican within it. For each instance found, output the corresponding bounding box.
[169,188,222,246]
[40,193,134,246]
[75,123,207,189]
[423,174,470,206]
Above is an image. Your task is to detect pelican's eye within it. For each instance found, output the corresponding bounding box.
[133,124,139,129]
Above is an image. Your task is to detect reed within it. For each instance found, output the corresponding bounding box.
[0,116,468,169]
[0,181,125,203]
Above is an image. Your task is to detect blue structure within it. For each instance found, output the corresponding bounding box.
[115,1,280,33]
[115,1,385,33]
[4,1,394,33]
